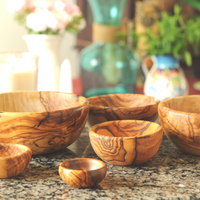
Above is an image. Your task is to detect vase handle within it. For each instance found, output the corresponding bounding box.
[141,55,156,78]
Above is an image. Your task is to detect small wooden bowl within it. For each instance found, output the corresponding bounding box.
[158,95,200,155]
[87,94,160,127]
[0,143,32,178]
[0,91,89,155]
[89,120,163,166]
[59,158,107,188]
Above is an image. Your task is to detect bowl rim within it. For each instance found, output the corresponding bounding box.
[89,119,163,139]
[87,94,160,109]
[159,95,200,115]
[0,91,89,114]
[0,143,32,161]
[59,157,107,172]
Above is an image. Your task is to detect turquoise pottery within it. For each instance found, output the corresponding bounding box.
[80,0,139,97]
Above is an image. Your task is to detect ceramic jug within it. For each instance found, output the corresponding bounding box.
[141,55,188,101]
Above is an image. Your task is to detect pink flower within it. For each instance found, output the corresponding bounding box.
[46,1,72,30]
[6,0,86,34]
[26,4,69,31]
[30,0,50,12]
[46,9,69,30]
[54,0,81,16]
[6,0,30,13]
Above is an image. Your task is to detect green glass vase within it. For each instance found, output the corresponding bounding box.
[80,0,139,97]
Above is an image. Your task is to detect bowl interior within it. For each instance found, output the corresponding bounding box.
[61,158,105,171]
[0,91,87,112]
[91,120,161,137]
[0,143,29,157]
[161,96,200,113]
[88,94,158,108]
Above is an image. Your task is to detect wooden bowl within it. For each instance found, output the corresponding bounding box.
[87,94,160,127]
[0,143,32,178]
[158,95,200,155]
[89,120,163,166]
[0,91,89,155]
[59,158,107,188]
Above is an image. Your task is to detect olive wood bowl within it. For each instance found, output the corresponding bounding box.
[87,94,160,127]
[0,143,32,178]
[158,95,200,155]
[59,158,107,188]
[0,91,89,155]
[89,120,163,166]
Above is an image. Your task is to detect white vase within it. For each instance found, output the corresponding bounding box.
[23,35,63,91]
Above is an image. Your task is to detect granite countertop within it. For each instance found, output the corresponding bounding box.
[0,125,200,200]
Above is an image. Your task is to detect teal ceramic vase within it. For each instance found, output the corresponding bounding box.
[80,0,139,97]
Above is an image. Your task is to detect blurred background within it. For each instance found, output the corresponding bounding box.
[77,0,200,97]
[77,0,200,73]
[1,0,200,97]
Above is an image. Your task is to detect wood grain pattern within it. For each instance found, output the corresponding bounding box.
[89,120,163,166]
[87,94,160,127]
[158,95,200,155]
[59,158,107,188]
[0,143,32,178]
[0,91,89,155]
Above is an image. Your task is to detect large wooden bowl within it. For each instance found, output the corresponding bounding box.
[87,94,160,127]
[89,120,163,166]
[0,91,89,155]
[0,143,32,178]
[59,158,107,188]
[158,95,200,155]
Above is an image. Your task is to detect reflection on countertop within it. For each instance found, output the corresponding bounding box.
[0,125,200,199]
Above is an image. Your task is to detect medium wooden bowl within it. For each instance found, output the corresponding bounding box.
[59,158,107,188]
[0,91,89,155]
[158,95,200,155]
[89,120,163,166]
[0,143,32,178]
[87,94,160,127]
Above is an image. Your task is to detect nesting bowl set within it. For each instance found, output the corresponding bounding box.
[87,93,162,166]
[0,91,199,188]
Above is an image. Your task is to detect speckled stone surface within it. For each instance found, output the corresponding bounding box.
[0,125,200,200]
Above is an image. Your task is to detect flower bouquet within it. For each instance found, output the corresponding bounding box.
[6,0,86,34]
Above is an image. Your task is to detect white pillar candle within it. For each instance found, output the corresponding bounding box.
[5,53,37,92]
[0,64,10,93]
[8,66,36,91]
[59,59,73,93]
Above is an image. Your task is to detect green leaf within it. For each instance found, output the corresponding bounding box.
[141,3,200,66]
[115,30,139,50]
[174,4,181,15]
[184,51,192,66]
[180,0,200,11]
[14,9,29,26]
[65,15,85,34]
[172,42,182,58]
